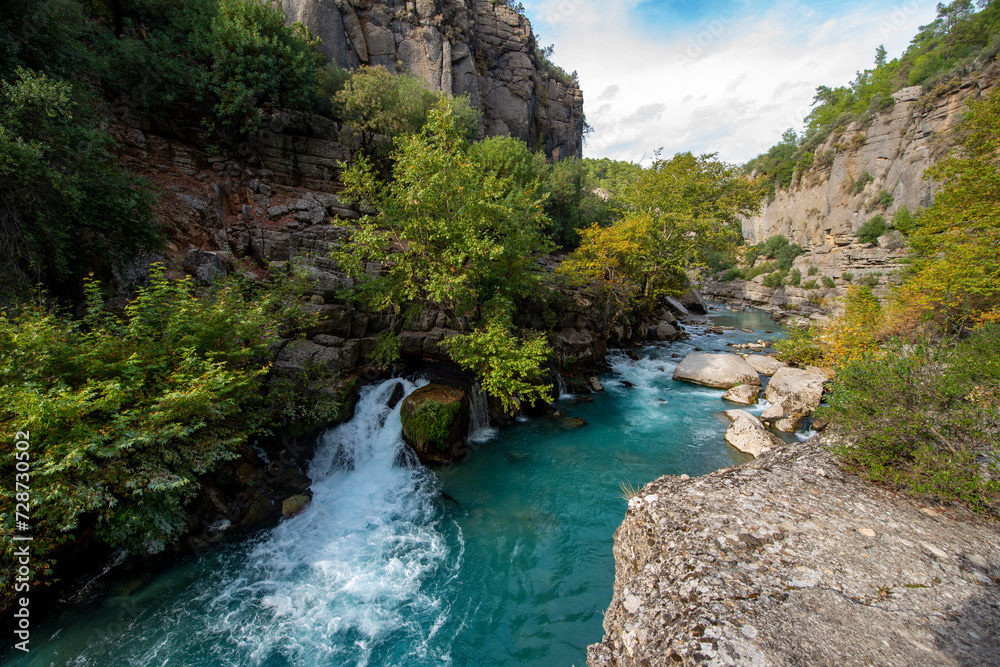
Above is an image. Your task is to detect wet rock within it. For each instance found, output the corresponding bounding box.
[386,382,405,410]
[560,417,587,429]
[722,384,760,405]
[281,494,311,519]
[589,377,604,392]
[399,384,470,464]
[673,352,761,389]
[656,321,679,341]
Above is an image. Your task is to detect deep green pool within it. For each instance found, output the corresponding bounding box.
[7,308,788,667]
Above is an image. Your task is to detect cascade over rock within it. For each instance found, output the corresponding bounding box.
[280,0,586,160]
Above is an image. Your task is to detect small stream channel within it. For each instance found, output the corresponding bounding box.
[6,308,795,667]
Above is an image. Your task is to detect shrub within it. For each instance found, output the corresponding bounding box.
[807,266,820,276]
[860,273,880,288]
[892,205,916,235]
[0,266,313,589]
[869,190,894,210]
[763,271,786,288]
[803,279,820,290]
[822,276,837,288]
[824,324,1000,513]
[847,170,874,195]
[774,325,824,366]
[720,268,743,282]
[815,149,836,170]
[788,268,802,286]
[843,272,855,283]
[857,214,888,243]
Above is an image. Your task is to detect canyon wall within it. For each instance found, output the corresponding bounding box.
[280,0,586,160]
[702,62,1000,320]
[744,61,999,247]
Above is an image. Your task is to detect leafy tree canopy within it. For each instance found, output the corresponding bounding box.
[336,99,553,410]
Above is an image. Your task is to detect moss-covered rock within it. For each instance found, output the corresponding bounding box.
[399,384,470,464]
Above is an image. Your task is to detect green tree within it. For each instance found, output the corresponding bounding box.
[563,152,762,329]
[0,68,160,296]
[336,99,552,410]
[207,0,326,136]
[335,66,479,171]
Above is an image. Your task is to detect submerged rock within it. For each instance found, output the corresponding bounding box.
[673,352,761,389]
[588,437,1000,667]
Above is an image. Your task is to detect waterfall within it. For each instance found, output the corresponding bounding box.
[45,379,464,667]
[554,370,568,400]
[467,382,497,443]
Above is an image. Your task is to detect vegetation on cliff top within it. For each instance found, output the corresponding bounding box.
[749,0,1000,195]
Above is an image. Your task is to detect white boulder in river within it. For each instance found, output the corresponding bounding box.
[673,352,760,389]
[765,367,828,416]
[724,410,783,457]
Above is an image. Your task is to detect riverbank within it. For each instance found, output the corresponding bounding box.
[587,436,1000,666]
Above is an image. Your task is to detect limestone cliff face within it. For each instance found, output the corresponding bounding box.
[280,0,586,159]
[744,62,1000,247]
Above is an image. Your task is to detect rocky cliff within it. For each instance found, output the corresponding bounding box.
[588,437,1000,666]
[280,0,586,160]
[744,62,999,247]
[702,63,1000,320]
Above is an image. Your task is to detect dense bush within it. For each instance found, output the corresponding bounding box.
[0,267,318,589]
[822,276,837,288]
[0,68,160,297]
[824,324,1000,513]
[857,214,888,243]
[335,66,478,171]
[540,157,613,248]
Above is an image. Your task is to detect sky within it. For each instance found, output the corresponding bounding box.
[520,0,942,165]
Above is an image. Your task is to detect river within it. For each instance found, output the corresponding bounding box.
[7,308,794,667]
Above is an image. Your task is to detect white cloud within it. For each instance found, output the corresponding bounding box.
[524,0,941,164]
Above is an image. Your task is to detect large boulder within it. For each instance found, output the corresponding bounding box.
[724,410,783,457]
[744,354,788,377]
[588,437,1000,667]
[656,321,679,341]
[765,367,827,416]
[673,352,761,389]
[399,384,470,464]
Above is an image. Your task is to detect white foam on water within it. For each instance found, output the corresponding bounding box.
[58,379,465,667]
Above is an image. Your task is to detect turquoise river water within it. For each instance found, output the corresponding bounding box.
[6,308,793,667]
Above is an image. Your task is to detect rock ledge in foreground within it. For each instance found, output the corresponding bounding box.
[588,437,1000,666]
